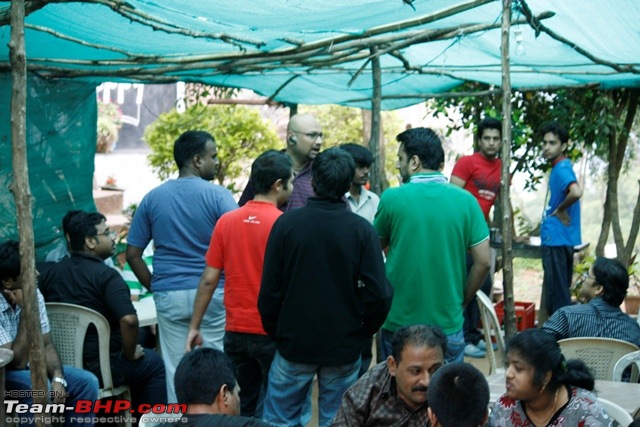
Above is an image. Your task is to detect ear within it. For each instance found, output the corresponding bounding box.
[410,155,421,171]
[387,355,398,377]
[427,408,439,426]
[2,278,15,290]
[85,236,97,250]
[272,178,284,192]
[216,384,229,408]
[561,142,568,152]
[480,409,489,426]
[192,152,203,168]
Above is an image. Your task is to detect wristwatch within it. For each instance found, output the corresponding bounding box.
[52,377,67,388]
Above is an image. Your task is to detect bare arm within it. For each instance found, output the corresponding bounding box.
[450,175,467,188]
[126,245,151,291]
[379,237,389,251]
[186,266,221,351]
[43,333,66,403]
[463,239,491,306]
[552,182,583,226]
[120,314,143,361]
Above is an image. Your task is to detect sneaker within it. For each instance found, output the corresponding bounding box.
[464,343,486,358]
[477,339,498,351]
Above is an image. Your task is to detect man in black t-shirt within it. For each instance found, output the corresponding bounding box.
[40,211,166,417]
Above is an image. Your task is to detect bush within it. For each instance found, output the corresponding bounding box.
[144,104,281,193]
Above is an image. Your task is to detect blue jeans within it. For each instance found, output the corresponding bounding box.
[263,351,360,427]
[6,366,99,427]
[224,331,276,418]
[154,286,225,402]
[380,328,465,364]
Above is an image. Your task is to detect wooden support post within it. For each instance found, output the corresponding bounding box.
[368,46,384,195]
[500,0,517,339]
[9,0,49,419]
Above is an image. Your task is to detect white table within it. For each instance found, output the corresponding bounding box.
[133,297,157,327]
[486,373,640,419]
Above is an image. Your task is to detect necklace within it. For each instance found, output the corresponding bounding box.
[527,388,559,427]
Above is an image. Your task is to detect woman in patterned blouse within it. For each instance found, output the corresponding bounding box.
[489,329,611,427]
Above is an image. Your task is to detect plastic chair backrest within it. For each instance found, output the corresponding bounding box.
[612,350,640,383]
[597,398,633,427]
[45,303,132,404]
[557,337,639,381]
[476,291,506,374]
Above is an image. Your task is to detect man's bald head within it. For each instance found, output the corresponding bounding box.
[286,114,323,166]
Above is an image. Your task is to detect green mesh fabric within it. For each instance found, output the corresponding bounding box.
[0,74,97,260]
[0,0,638,110]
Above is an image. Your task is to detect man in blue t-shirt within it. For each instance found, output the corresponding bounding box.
[540,122,582,318]
[126,130,238,402]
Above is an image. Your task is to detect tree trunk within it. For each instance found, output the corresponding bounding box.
[368,46,386,195]
[499,0,516,339]
[9,0,49,418]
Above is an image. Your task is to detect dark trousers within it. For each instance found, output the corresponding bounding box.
[542,245,574,317]
[463,253,492,345]
[224,331,277,418]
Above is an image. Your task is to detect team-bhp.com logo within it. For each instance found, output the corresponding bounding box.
[6,399,186,424]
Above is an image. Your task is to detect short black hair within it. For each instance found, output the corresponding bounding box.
[250,150,293,195]
[67,211,106,251]
[339,143,374,167]
[540,122,569,144]
[174,348,237,405]
[173,130,215,170]
[477,117,502,140]
[396,128,444,171]
[311,147,355,200]
[61,210,83,236]
[391,324,447,363]
[593,256,629,306]
[0,240,20,281]
[427,362,489,427]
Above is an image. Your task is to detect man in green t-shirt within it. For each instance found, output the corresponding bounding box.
[373,127,491,363]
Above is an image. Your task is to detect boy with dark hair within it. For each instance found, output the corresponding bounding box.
[539,122,582,319]
[427,362,490,427]
[542,257,640,347]
[186,150,293,417]
[451,117,502,358]
[339,143,379,225]
[159,348,271,427]
[259,147,393,426]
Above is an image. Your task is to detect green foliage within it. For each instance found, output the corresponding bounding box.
[144,104,281,193]
[299,104,404,186]
[428,84,638,191]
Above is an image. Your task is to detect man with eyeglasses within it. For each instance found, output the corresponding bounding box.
[40,211,167,416]
[542,257,640,348]
[239,113,323,211]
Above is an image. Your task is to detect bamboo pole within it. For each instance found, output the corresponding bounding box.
[9,0,49,421]
[368,46,384,195]
[500,0,516,339]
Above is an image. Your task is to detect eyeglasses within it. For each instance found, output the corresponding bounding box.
[97,230,116,239]
[292,130,324,141]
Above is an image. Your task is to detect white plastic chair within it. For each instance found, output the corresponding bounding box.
[558,337,639,381]
[476,291,506,374]
[597,398,633,427]
[612,350,640,383]
[46,302,132,427]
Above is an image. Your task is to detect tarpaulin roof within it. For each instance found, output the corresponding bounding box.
[1,0,639,110]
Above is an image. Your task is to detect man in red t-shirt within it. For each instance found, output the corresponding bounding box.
[451,117,502,358]
[186,150,294,417]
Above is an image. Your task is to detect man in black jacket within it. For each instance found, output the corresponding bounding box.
[258,147,393,427]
